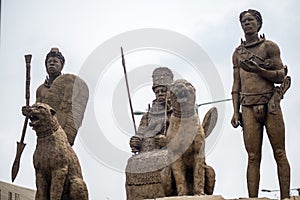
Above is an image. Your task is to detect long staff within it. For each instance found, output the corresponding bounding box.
[121,47,137,135]
[11,54,32,182]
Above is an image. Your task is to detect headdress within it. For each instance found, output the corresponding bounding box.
[45,47,65,67]
[152,67,174,91]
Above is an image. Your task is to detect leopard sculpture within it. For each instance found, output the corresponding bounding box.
[28,102,88,200]
[166,79,215,195]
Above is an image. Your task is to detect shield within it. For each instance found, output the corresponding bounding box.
[202,107,218,138]
[43,73,89,145]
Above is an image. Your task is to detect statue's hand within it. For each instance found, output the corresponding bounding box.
[231,112,241,128]
[154,134,167,147]
[240,60,260,73]
[264,59,274,69]
[21,106,29,116]
[129,136,141,148]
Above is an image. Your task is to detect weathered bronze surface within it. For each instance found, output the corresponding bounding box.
[126,67,174,200]
[35,48,89,146]
[16,48,89,199]
[166,79,215,196]
[129,67,174,154]
[42,74,89,146]
[36,48,65,103]
[28,102,88,200]
[231,9,291,199]
[126,68,216,199]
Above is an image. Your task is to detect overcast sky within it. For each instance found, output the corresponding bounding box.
[1,1,300,199]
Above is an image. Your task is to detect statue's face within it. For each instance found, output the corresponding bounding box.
[154,86,167,102]
[241,12,259,35]
[46,57,63,76]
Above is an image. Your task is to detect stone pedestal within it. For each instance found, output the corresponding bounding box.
[145,195,224,200]
[145,196,300,200]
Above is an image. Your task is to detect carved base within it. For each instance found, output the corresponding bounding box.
[145,196,300,200]
[126,184,166,200]
[145,195,224,200]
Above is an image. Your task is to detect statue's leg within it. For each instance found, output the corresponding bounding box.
[69,177,89,200]
[171,156,188,195]
[193,157,205,195]
[50,167,68,200]
[242,106,263,198]
[161,166,173,196]
[265,106,290,199]
[35,171,48,200]
[193,131,205,195]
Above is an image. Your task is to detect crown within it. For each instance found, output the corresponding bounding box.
[152,67,174,90]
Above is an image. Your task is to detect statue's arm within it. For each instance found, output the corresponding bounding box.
[257,41,286,83]
[129,112,149,152]
[138,112,148,127]
[22,84,43,116]
[231,52,241,128]
[137,112,149,134]
[35,85,44,103]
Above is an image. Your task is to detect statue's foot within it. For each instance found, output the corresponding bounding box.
[177,184,188,196]
[194,190,205,195]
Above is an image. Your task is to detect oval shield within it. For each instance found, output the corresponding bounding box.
[42,73,89,145]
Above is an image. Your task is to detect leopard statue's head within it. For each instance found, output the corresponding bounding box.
[28,102,59,137]
[169,79,196,118]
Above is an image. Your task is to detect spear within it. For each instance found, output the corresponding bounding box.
[133,98,232,115]
[121,47,138,153]
[11,54,32,182]
[196,98,232,108]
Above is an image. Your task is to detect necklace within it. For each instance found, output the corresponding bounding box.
[242,34,265,48]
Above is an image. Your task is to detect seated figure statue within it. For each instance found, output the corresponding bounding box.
[130,67,173,153]
[126,67,174,200]
[125,68,216,200]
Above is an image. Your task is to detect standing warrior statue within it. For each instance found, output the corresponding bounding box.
[23,48,89,146]
[231,9,291,199]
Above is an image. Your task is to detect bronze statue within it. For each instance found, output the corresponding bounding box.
[129,67,174,153]
[126,67,174,200]
[24,48,89,146]
[126,68,216,199]
[166,79,215,196]
[35,48,65,102]
[28,102,89,200]
[231,9,291,199]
